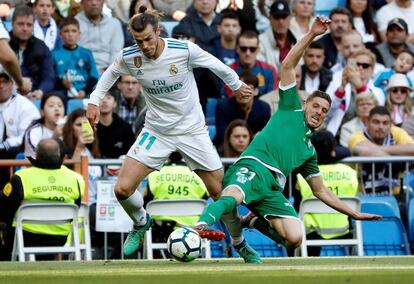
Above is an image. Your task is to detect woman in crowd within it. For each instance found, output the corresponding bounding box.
[221,119,253,158]
[339,91,378,147]
[346,0,380,44]
[23,92,65,159]
[386,73,413,126]
[290,0,315,41]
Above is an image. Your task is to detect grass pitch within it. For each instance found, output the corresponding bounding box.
[0,256,413,284]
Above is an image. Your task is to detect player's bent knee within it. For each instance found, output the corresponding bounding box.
[285,232,303,248]
[114,183,133,199]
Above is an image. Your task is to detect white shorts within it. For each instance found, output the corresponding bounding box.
[127,127,223,171]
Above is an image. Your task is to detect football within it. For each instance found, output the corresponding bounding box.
[167,227,202,262]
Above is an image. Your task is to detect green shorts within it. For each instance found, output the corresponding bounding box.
[223,159,298,220]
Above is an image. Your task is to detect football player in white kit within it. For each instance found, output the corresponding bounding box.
[86,6,261,262]
[0,19,31,95]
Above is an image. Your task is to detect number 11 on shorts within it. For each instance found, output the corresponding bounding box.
[138,131,157,150]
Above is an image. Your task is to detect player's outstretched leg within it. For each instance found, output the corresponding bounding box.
[234,239,262,264]
[123,213,153,255]
[241,213,286,246]
[194,196,238,240]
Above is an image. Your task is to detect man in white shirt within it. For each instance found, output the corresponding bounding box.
[376,0,414,44]
[86,7,259,262]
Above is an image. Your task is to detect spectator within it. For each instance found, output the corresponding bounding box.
[0,138,85,261]
[0,16,31,95]
[300,41,332,93]
[216,0,257,32]
[346,0,380,44]
[9,4,55,99]
[213,11,241,66]
[330,30,365,74]
[316,8,353,69]
[257,0,297,70]
[289,0,316,41]
[220,118,253,158]
[339,91,378,147]
[172,0,222,111]
[96,91,135,159]
[76,0,124,72]
[296,130,358,256]
[52,17,99,99]
[326,48,385,136]
[62,108,101,203]
[253,0,274,34]
[374,50,414,95]
[23,92,65,159]
[108,0,155,24]
[144,151,208,248]
[32,0,63,51]
[376,0,414,44]
[374,18,414,68]
[385,73,413,126]
[0,70,40,189]
[115,75,147,134]
[174,0,220,53]
[348,106,414,195]
[152,0,192,21]
[214,70,271,147]
[228,29,278,97]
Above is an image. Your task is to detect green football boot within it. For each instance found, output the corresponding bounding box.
[234,240,262,264]
[123,214,153,256]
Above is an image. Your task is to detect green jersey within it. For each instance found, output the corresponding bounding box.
[240,83,320,189]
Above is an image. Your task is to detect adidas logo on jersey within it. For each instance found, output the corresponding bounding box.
[136,70,144,75]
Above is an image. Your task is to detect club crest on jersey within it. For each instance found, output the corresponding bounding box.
[169,64,178,75]
[134,56,142,68]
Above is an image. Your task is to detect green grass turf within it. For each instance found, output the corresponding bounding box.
[0,256,414,284]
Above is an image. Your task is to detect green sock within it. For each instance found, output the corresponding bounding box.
[198,196,238,225]
[253,217,286,247]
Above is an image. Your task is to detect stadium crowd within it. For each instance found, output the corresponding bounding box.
[1,0,414,260]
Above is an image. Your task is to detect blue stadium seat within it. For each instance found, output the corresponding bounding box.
[208,125,216,140]
[359,195,401,218]
[360,201,410,255]
[320,246,349,256]
[31,99,41,110]
[161,21,179,37]
[315,0,346,17]
[66,99,85,114]
[243,229,287,257]
[206,98,218,125]
[408,198,414,243]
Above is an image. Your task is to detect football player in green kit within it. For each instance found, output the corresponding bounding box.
[195,16,382,263]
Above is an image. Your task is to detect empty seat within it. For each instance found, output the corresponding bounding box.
[66,99,85,114]
[206,98,218,125]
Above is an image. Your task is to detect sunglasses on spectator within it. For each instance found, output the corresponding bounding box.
[239,46,258,53]
[356,62,372,69]
[390,88,410,95]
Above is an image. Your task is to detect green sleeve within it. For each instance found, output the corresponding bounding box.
[278,83,302,111]
[298,151,320,180]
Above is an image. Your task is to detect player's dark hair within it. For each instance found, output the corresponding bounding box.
[12,4,35,23]
[59,17,80,30]
[307,41,324,50]
[239,70,259,89]
[236,29,259,46]
[129,6,164,33]
[219,10,240,25]
[306,90,332,106]
[369,106,391,118]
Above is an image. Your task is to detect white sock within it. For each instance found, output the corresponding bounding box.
[118,190,147,226]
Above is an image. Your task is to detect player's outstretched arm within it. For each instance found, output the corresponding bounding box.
[280,16,330,87]
[307,176,382,220]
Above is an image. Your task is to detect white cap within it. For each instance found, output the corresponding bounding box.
[385,73,413,92]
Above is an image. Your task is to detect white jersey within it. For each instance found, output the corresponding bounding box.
[0,19,9,40]
[89,38,242,135]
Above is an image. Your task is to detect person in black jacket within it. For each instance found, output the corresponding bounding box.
[300,41,333,93]
[96,90,135,160]
[8,5,55,99]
